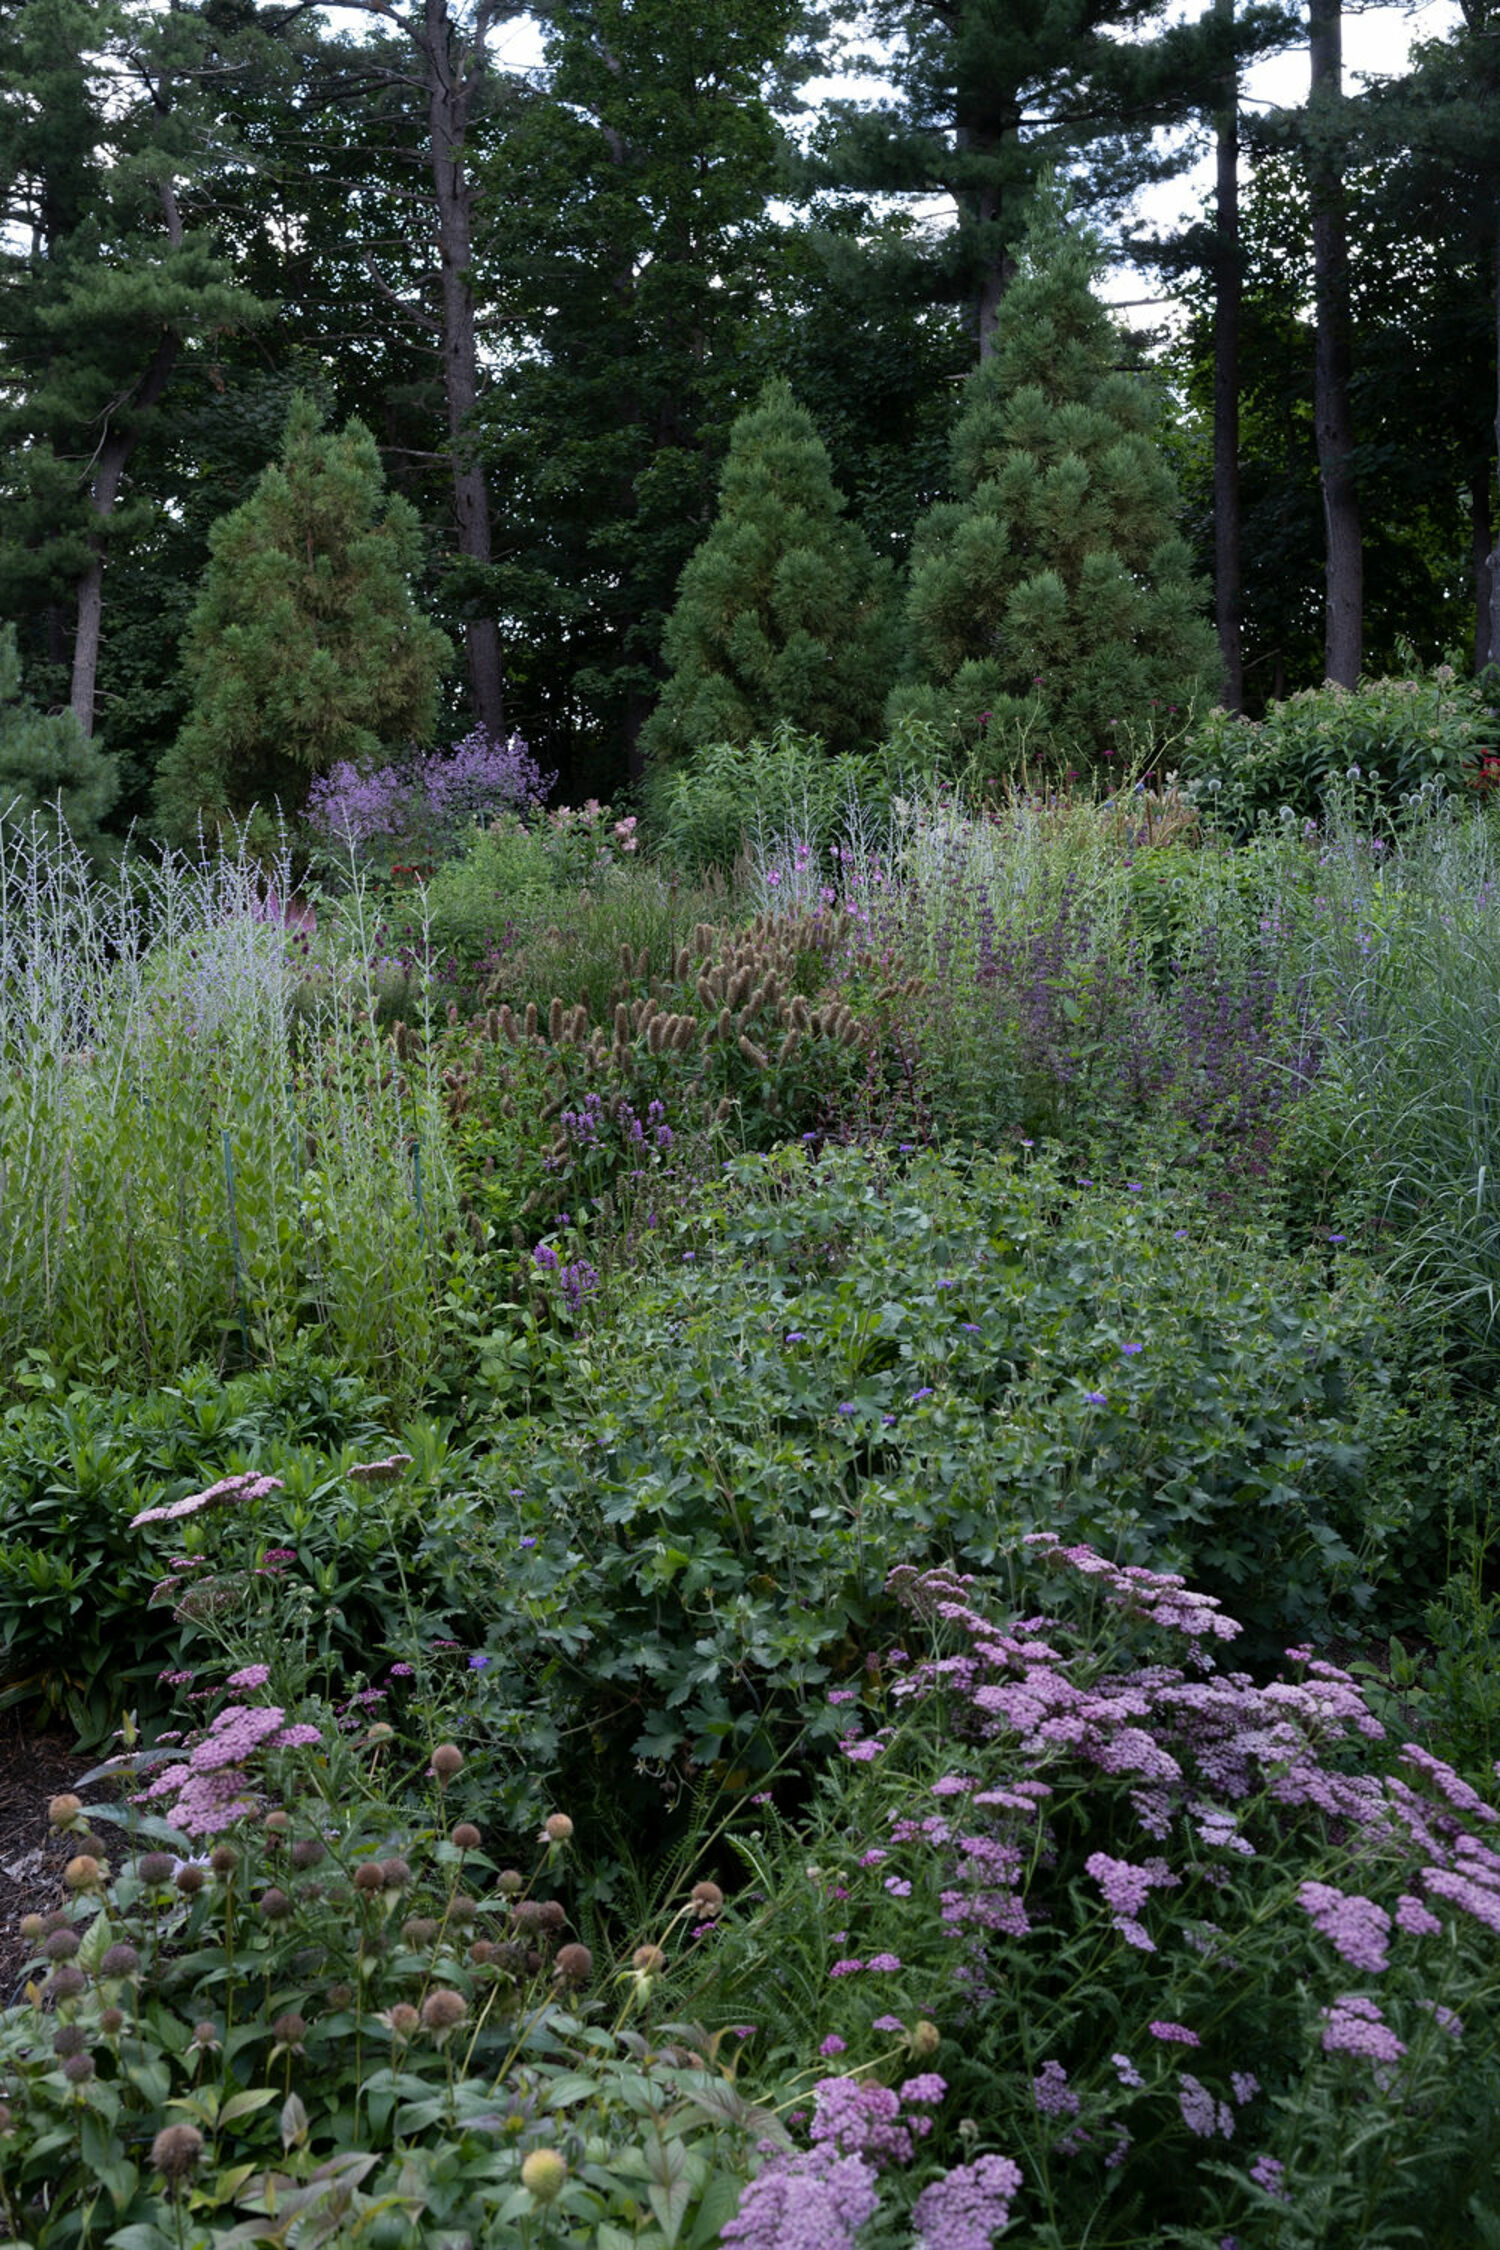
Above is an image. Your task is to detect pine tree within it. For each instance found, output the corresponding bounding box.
[889,185,1220,765]
[155,395,452,839]
[643,381,900,762]
[0,626,118,859]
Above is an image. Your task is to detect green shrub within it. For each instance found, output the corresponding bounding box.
[1185,667,1500,831]
[415,1146,1439,1825]
[0,1361,456,1744]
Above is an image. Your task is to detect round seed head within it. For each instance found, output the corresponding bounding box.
[63,1855,102,1892]
[497,1869,524,1896]
[271,2012,306,2049]
[689,1880,724,1916]
[379,1857,412,1890]
[520,2149,567,2205]
[137,1852,176,1885]
[209,1846,238,1877]
[190,2020,220,2051]
[448,1893,477,1926]
[451,1823,481,1852]
[100,1943,140,1978]
[53,2023,87,2058]
[257,1887,293,1922]
[911,2020,941,2058]
[419,1988,467,2034]
[353,1862,385,1894]
[632,1944,666,1976]
[175,1864,205,1896]
[98,2007,125,2037]
[554,1943,592,1984]
[430,1744,464,1779]
[62,2052,94,2085]
[264,1810,290,1835]
[46,1966,87,2002]
[151,2123,205,2185]
[18,1914,43,1944]
[290,1837,325,1871]
[44,1930,80,1961]
[47,1794,83,1830]
[542,1814,573,1844]
[386,2003,419,2039]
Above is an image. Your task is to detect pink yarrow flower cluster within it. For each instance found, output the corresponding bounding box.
[132,1471,283,1529]
[135,1701,323,1837]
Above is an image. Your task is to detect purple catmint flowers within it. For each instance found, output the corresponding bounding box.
[305,729,555,860]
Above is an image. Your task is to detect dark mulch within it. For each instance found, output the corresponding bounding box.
[0,1713,84,1998]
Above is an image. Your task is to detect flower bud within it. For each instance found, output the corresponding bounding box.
[520,2149,567,2204]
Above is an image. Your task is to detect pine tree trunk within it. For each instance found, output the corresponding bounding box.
[1308,0,1362,687]
[1212,0,1243,711]
[424,0,505,737]
[1487,206,1500,674]
[70,329,180,736]
[1475,476,1494,675]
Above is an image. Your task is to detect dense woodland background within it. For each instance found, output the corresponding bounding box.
[1,0,1497,832]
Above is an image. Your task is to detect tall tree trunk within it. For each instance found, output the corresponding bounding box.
[424,0,505,738]
[1475,475,1494,675]
[70,328,180,735]
[1212,0,1243,711]
[1487,206,1500,674]
[954,110,1018,362]
[1308,0,1362,686]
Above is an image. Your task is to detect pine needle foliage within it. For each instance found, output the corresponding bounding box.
[644,380,899,763]
[889,183,1220,766]
[0,625,118,860]
[155,394,452,840]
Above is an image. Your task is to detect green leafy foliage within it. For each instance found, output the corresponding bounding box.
[1185,666,1500,828]
[0,626,118,859]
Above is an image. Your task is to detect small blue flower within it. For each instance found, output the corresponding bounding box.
[1173,1229,1188,1240]
[1084,1391,1107,1406]
[785,1331,806,1343]
[911,1387,934,1402]
[682,1250,696,1261]
[960,1322,980,1333]
[519,1535,537,1549]
[837,1402,856,1416]
[1121,1342,1143,1355]
[1328,1233,1347,1244]
[468,1654,490,1671]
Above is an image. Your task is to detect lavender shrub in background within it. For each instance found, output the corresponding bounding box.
[306,728,556,870]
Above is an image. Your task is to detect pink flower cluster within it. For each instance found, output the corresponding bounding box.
[809,2074,936,2169]
[135,1699,323,1837]
[132,1471,283,1529]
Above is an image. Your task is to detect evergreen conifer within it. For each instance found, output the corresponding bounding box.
[889,185,1220,765]
[0,626,118,859]
[643,380,899,763]
[155,395,452,840]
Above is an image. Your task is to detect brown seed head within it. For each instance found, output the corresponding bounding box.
[136,1851,176,1885]
[175,1864,205,1896]
[151,2123,205,2185]
[542,1813,573,1844]
[52,2023,87,2058]
[264,1810,290,1835]
[430,1743,464,1779]
[100,1943,140,1978]
[468,1939,496,1966]
[448,1893,477,1926]
[325,1984,353,2010]
[420,1987,467,2034]
[451,1821,481,1851]
[98,2006,125,2037]
[62,2052,94,2085]
[190,2020,219,2050]
[271,2011,306,2049]
[209,1846,238,1877]
[402,1915,440,1947]
[353,1862,385,1894]
[257,1887,293,1922]
[497,1869,524,1896]
[63,1855,102,1892]
[632,1944,666,1976]
[386,2002,420,2039]
[290,1836,325,1871]
[44,1929,80,1961]
[911,2020,941,2058]
[45,1966,87,2002]
[379,1857,412,1890]
[47,1794,83,1830]
[554,1943,592,1984]
[689,1880,724,1916]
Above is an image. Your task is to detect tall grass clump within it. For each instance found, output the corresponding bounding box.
[0,817,463,1408]
[1281,786,1500,1369]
